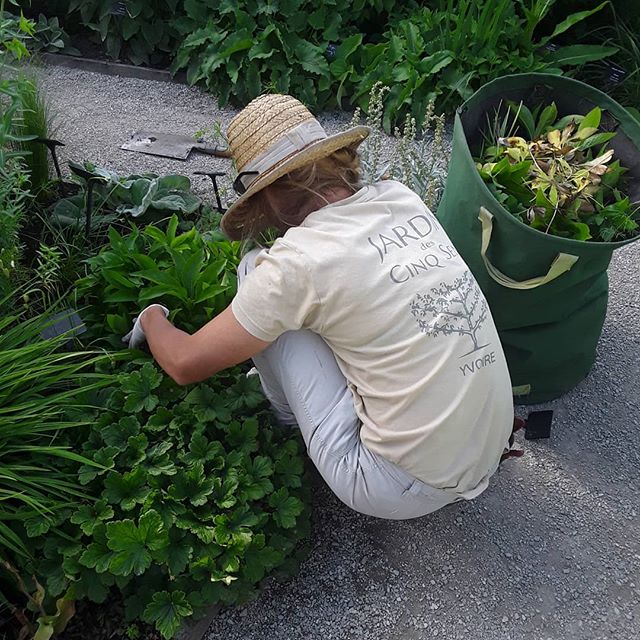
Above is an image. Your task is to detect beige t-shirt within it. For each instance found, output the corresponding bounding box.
[232,180,513,494]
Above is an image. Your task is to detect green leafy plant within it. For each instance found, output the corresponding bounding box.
[349,82,450,211]
[76,215,240,339]
[62,0,182,65]
[477,102,640,241]
[350,0,617,130]
[0,5,35,300]
[30,13,80,55]
[50,162,201,232]
[13,74,54,193]
[586,13,640,119]
[170,0,414,109]
[0,312,112,560]
[20,360,310,639]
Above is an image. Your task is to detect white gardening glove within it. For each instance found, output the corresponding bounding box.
[122,304,169,349]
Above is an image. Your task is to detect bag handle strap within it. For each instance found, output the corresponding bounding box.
[479,207,579,290]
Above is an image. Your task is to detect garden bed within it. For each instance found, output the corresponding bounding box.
[34,63,640,640]
[1,4,640,634]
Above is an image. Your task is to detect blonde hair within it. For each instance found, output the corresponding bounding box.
[237,145,362,240]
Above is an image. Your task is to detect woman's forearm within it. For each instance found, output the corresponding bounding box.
[140,305,270,386]
[140,307,195,385]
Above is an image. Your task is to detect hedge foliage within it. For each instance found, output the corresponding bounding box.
[23,0,618,129]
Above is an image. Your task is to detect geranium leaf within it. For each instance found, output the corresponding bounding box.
[143,590,192,640]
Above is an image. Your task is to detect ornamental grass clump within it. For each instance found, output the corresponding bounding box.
[477,102,640,242]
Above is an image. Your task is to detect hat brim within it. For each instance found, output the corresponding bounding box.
[220,125,370,240]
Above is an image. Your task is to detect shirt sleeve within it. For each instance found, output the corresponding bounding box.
[231,241,321,342]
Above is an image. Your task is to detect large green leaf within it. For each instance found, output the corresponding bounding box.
[539,2,609,46]
[543,44,618,67]
[143,591,192,640]
[106,510,169,576]
[295,40,330,76]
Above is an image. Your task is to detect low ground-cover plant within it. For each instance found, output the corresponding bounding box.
[6,220,311,638]
[23,360,310,639]
[476,102,639,241]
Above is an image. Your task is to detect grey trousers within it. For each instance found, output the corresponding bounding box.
[239,250,470,519]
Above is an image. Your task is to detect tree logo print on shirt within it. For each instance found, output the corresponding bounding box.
[410,271,489,357]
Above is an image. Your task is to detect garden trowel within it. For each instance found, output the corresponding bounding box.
[121,130,230,161]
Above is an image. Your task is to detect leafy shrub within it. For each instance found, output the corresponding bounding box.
[30,12,80,55]
[60,0,182,65]
[0,9,35,299]
[23,361,310,638]
[38,0,411,109]
[350,0,617,130]
[170,0,406,109]
[76,215,239,340]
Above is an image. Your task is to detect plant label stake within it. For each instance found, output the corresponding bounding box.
[121,131,230,161]
[40,309,86,347]
[524,410,553,440]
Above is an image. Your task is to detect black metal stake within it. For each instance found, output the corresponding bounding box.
[35,138,65,180]
[195,171,227,214]
[85,178,98,239]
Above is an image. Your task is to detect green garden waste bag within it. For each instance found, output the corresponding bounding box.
[436,73,640,404]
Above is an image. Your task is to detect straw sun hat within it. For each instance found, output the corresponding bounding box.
[220,94,370,239]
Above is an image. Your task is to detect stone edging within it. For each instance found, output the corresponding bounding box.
[41,52,187,84]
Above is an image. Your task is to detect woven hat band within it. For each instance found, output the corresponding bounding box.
[239,119,327,192]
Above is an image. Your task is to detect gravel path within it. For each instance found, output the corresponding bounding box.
[40,65,640,640]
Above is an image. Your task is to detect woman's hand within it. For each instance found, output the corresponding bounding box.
[131,304,270,385]
[122,304,169,349]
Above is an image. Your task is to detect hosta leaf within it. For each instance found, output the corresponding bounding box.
[143,591,192,640]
